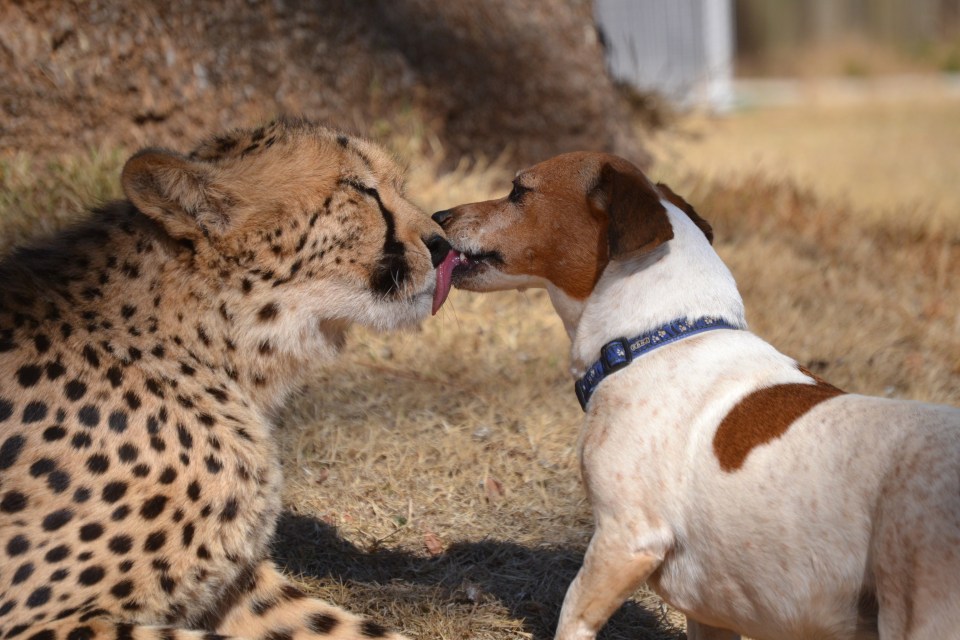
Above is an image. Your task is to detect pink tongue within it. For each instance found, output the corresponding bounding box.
[432,250,458,315]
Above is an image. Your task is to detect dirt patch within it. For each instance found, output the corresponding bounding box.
[0,0,647,167]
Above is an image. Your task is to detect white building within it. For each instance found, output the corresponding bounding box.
[594,0,735,111]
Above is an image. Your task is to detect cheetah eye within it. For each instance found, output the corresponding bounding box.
[340,179,378,199]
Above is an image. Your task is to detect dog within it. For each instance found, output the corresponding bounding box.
[431,152,960,640]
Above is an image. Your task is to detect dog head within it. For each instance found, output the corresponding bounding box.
[432,151,712,300]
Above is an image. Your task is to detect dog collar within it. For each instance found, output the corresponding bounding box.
[575,316,739,411]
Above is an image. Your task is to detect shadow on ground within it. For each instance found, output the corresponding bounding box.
[273,512,683,640]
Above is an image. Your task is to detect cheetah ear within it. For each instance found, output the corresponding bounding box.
[589,160,674,259]
[122,148,236,239]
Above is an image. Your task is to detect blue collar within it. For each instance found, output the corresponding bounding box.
[574,316,739,411]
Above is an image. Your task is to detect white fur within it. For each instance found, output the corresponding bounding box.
[549,201,960,640]
[569,203,746,374]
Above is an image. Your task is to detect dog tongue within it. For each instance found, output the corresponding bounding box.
[432,250,458,315]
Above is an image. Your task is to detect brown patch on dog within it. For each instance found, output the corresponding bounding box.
[797,364,842,391]
[656,182,714,244]
[713,369,845,472]
[593,162,674,259]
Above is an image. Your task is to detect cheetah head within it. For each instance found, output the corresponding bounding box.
[120,118,452,343]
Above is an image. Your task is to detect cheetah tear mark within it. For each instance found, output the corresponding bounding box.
[339,180,410,297]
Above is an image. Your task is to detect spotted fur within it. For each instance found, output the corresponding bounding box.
[0,118,450,640]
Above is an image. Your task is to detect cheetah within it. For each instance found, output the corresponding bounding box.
[0,118,453,640]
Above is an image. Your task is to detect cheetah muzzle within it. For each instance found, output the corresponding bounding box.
[0,118,451,640]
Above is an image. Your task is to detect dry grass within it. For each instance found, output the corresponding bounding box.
[644,96,960,403]
[647,98,960,237]
[1,101,958,639]
[0,148,126,250]
[737,38,960,78]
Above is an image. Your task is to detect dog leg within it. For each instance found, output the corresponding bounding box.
[876,564,960,640]
[686,618,740,640]
[554,528,665,640]
[873,434,960,640]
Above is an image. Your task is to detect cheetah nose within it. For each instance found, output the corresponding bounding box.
[431,209,453,228]
[424,234,452,268]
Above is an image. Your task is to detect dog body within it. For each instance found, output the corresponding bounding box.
[568,207,960,640]
[433,153,960,640]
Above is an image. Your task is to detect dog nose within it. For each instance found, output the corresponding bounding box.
[424,233,452,268]
[432,209,453,227]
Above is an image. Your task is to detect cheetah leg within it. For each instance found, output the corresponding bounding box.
[2,618,229,640]
[213,560,406,640]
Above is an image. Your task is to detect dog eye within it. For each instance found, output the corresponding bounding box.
[508,182,530,204]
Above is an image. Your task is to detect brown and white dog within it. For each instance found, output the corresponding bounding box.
[431,152,960,640]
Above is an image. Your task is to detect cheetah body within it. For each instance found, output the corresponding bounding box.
[0,119,448,640]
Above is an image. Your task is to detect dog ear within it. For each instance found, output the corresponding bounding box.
[590,161,674,259]
[656,182,714,244]
[122,148,237,240]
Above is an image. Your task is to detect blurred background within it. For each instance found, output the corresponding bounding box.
[1,2,958,639]
[3,0,960,229]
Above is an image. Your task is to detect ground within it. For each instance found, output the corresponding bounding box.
[0,1,642,169]
[2,94,958,640]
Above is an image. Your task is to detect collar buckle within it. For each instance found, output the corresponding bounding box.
[574,316,740,413]
[600,337,633,374]
[574,378,590,411]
